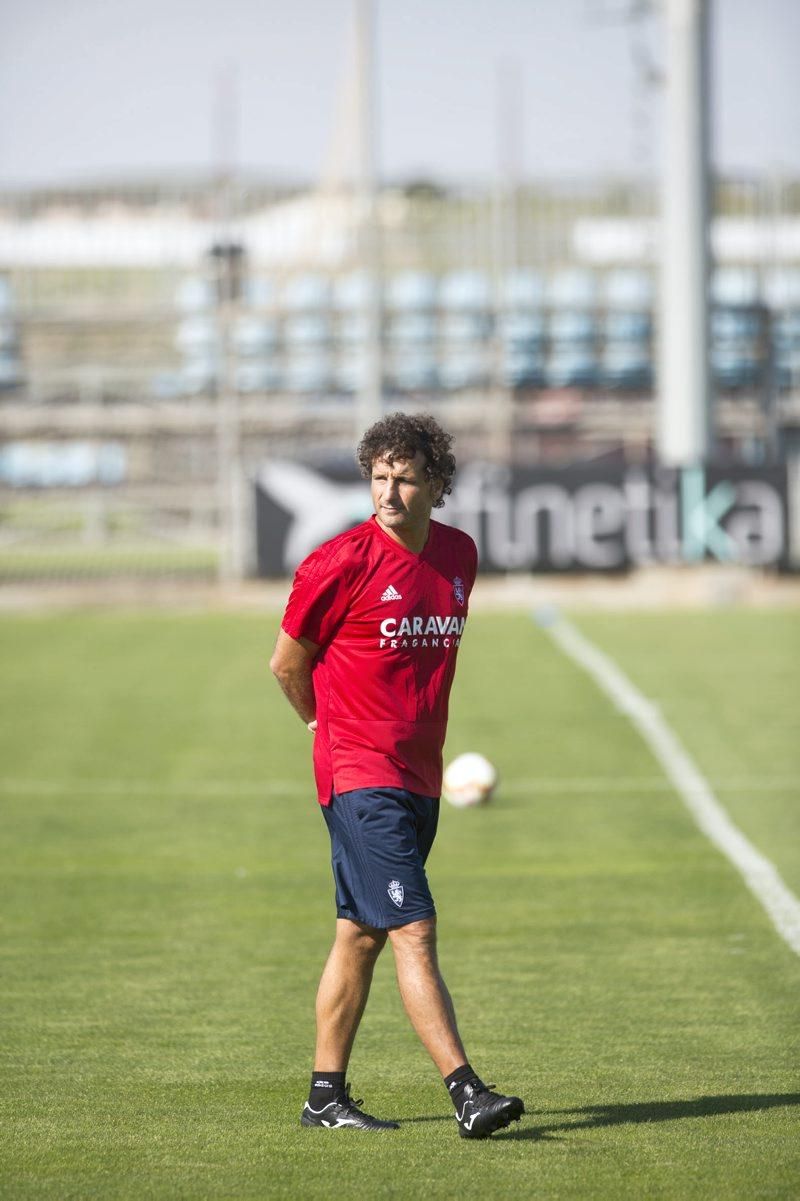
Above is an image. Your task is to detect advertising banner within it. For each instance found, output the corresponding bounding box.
[254,459,792,576]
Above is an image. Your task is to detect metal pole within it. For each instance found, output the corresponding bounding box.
[656,0,712,466]
[213,67,246,582]
[490,58,522,465]
[354,0,382,440]
[216,247,246,582]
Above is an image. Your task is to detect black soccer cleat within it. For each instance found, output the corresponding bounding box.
[454,1078,525,1139]
[300,1084,399,1131]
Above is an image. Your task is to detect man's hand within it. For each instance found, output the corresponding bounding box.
[270,629,319,726]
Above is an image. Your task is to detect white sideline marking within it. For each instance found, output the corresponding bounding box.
[541,613,800,958]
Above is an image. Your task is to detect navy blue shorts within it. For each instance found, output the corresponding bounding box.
[321,788,439,929]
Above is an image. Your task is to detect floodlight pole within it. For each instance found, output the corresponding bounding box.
[490,58,523,465]
[354,0,383,440]
[657,0,713,466]
[213,67,247,583]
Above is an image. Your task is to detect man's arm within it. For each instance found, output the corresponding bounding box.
[269,629,320,727]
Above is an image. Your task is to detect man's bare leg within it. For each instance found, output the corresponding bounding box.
[387,917,467,1077]
[314,918,387,1071]
[387,916,524,1138]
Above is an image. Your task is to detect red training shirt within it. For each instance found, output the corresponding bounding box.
[281,515,478,805]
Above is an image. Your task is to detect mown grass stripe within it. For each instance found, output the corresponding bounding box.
[2,775,798,799]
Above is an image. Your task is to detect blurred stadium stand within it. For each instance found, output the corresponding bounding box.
[0,176,799,580]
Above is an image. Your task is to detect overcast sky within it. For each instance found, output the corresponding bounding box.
[1,0,798,188]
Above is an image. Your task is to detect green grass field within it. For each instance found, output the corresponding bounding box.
[1,608,798,1200]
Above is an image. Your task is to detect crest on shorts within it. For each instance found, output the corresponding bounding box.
[387,879,404,907]
[453,576,465,606]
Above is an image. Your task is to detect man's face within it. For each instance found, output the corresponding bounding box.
[370,451,441,538]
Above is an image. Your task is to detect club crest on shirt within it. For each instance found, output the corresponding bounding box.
[387,879,404,907]
[453,576,465,606]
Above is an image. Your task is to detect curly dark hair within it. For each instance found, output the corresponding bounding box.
[356,412,456,508]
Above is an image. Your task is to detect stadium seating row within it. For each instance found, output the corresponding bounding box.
[163,302,799,397]
[0,278,23,390]
[176,266,800,315]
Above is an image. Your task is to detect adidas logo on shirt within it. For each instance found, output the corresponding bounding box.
[380,584,403,602]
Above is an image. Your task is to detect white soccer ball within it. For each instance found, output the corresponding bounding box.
[442,752,498,808]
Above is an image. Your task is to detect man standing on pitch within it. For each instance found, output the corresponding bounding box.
[270,412,524,1138]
